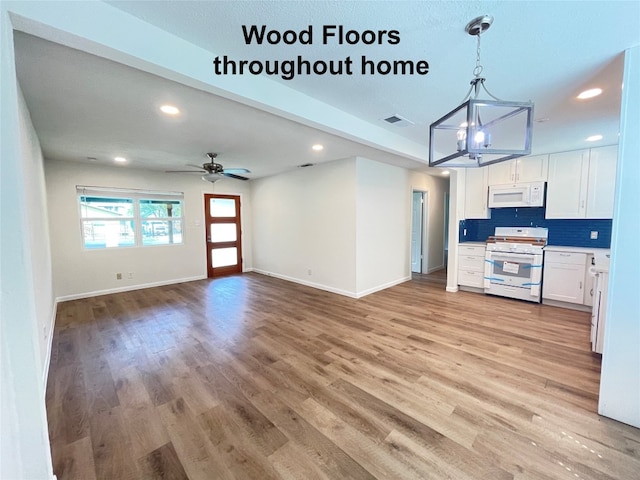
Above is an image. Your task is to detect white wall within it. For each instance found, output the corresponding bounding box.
[251,158,358,296]
[598,45,640,428]
[409,171,450,273]
[45,159,253,300]
[18,86,55,378]
[0,8,54,478]
[356,158,412,294]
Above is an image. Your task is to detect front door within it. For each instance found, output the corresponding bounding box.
[204,194,242,277]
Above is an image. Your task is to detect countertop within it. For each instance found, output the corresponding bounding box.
[544,245,611,272]
[543,245,610,255]
[459,242,487,247]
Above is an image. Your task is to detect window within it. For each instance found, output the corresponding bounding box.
[77,186,184,249]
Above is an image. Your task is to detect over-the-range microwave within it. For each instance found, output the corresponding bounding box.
[488,181,545,208]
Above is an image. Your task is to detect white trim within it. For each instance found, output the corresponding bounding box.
[252,269,410,299]
[446,286,459,293]
[42,299,58,390]
[55,275,207,302]
[252,269,358,298]
[355,276,411,298]
[426,265,445,274]
[76,185,183,198]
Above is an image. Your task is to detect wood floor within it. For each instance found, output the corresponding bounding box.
[46,271,640,480]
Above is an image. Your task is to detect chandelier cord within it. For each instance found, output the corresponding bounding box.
[473,33,483,78]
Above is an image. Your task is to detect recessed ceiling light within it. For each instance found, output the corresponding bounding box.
[577,88,603,100]
[114,156,127,163]
[311,144,324,151]
[441,170,450,175]
[586,134,603,142]
[160,105,180,115]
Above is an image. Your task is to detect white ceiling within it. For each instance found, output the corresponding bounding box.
[12,1,640,179]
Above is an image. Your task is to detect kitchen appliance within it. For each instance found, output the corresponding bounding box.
[590,251,611,354]
[484,227,548,302]
[488,181,545,208]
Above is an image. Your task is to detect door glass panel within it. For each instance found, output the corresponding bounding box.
[210,224,237,242]
[210,198,236,217]
[211,247,238,267]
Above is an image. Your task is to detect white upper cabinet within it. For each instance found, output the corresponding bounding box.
[546,146,618,219]
[487,160,514,185]
[515,155,549,183]
[464,167,489,219]
[586,145,618,218]
[487,155,548,185]
[546,150,590,218]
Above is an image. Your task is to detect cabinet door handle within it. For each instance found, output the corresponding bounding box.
[579,281,583,289]
[581,200,585,209]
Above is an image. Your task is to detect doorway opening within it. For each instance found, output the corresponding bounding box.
[204,194,243,277]
[411,190,427,273]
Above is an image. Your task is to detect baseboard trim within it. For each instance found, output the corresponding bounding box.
[426,265,446,274]
[251,270,411,299]
[446,286,459,293]
[55,275,208,303]
[42,298,58,390]
[542,298,592,312]
[252,269,358,298]
[356,276,411,298]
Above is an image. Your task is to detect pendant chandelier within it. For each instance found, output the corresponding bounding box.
[429,15,534,168]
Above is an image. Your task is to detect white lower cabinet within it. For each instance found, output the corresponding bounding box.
[542,252,587,304]
[458,244,486,288]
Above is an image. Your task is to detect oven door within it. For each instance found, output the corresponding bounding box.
[483,251,543,301]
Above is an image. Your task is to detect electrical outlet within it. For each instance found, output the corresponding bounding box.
[116,273,122,280]
[590,231,598,240]
[307,269,312,276]
[127,272,133,279]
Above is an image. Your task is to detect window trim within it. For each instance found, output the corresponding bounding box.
[76,185,185,250]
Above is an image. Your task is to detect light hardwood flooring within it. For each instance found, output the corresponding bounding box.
[46,271,640,479]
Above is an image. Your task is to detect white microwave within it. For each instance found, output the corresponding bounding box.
[488,181,545,208]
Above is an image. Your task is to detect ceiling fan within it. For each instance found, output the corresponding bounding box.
[166,153,250,183]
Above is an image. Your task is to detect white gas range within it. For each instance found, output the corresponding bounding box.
[484,227,548,303]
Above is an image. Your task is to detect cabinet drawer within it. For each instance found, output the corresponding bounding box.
[545,251,586,265]
[458,254,485,271]
[459,245,486,256]
[458,269,484,288]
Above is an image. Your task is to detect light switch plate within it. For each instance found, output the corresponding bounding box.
[590,231,598,239]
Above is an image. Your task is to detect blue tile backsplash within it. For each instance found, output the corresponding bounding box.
[459,207,612,248]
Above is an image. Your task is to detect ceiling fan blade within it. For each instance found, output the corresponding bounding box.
[186,163,208,169]
[223,172,250,181]
[165,169,205,173]
[223,168,251,174]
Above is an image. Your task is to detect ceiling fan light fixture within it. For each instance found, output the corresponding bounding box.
[429,15,534,168]
[202,172,223,183]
